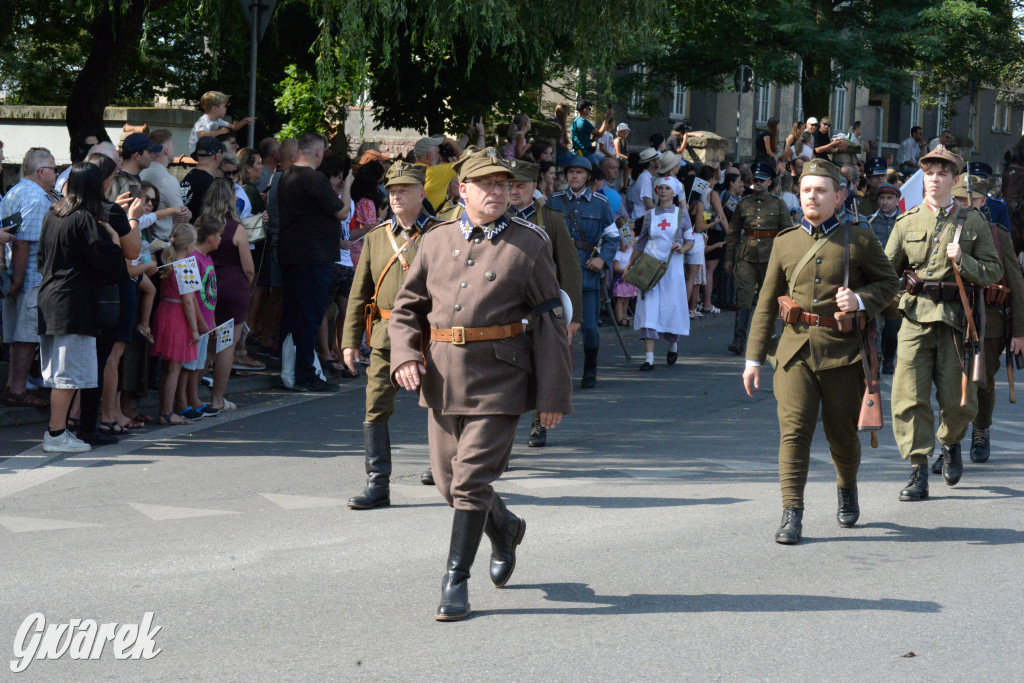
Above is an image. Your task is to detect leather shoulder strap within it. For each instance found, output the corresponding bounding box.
[991,222,1009,286]
[843,222,851,290]
[385,223,410,272]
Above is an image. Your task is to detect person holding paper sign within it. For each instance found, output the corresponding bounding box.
[152,224,200,425]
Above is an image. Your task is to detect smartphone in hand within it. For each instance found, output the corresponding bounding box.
[1,212,22,234]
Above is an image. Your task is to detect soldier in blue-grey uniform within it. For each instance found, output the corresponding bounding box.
[967,161,1011,230]
[547,155,619,388]
[858,156,889,216]
[868,183,904,373]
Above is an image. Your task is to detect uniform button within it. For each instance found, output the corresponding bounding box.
[512,354,517,363]
[933,237,939,242]
[460,282,468,288]
[454,304,462,311]
[467,259,475,266]
[927,271,933,276]
[474,238,482,244]
[815,258,822,264]
[813,298,819,303]
[815,278,821,284]
[485,271,496,281]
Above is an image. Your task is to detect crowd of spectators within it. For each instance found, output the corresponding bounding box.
[0,92,987,448]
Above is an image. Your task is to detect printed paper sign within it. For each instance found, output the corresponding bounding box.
[171,256,201,294]
[214,321,234,353]
[689,177,711,206]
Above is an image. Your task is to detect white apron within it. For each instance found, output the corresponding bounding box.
[633,208,690,336]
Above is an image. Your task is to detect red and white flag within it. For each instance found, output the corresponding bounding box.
[899,169,923,213]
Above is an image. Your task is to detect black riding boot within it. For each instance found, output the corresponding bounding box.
[941,443,963,486]
[837,485,859,527]
[436,509,488,622]
[774,507,803,545]
[347,422,391,509]
[484,496,526,588]
[899,464,929,501]
[970,426,990,463]
[421,468,434,485]
[528,411,547,447]
[581,346,599,389]
[728,308,751,355]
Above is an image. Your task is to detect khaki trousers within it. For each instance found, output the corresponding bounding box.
[427,411,518,511]
[773,350,863,509]
[891,319,979,465]
[365,348,400,423]
[733,260,769,309]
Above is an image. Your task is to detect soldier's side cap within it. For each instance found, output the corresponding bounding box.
[801,158,842,185]
[384,160,427,188]
[952,174,989,198]
[967,161,994,179]
[919,144,964,171]
[510,159,540,183]
[752,161,776,180]
[877,183,901,197]
[867,156,888,176]
[451,147,514,182]
[561,155,593,173]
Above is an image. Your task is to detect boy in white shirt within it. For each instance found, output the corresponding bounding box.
[188,91,255,156]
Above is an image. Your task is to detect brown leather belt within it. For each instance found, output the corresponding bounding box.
[574,240,597,251]
[747,230,778,239]
[430,323,525,345]
[378,309,390,319]
[911,281,975,303]
[795,311,838,328]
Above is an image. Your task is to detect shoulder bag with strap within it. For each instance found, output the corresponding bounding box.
[623,209,681,295]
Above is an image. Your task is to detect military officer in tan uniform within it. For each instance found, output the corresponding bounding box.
[857,156,888,217]
[341,161,438,509]
[508,159,582,447]
[389,148,573,621]
[885,146,1002,501]
[932,174,1024,469]
[725,161,791,354]
[744,158,898,544]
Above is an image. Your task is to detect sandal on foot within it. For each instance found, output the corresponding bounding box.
[135,324,154,344]
[159,413,192,426]
[99,420,130,436]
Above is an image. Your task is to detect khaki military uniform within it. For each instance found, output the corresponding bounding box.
[884,204,1003,464]
[748,219,899,508]
[342,214,436,422]
[725,191,791,309]
[858,190,879,217]
[388,215,573,511]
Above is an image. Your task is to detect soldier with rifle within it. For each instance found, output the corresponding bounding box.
[933,174,1024,469]
[884,146,1003,502]
[743,159,898,545]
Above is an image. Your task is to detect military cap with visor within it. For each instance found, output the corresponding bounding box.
[951,174,989,199]
[509,159,540,183]
[966,161,994,179]
[801,158,842,186]
[918,144,964,172]
[451,146,515,182]
[752,161,776,181]
[866,156,888,177]
[384,160,427,189]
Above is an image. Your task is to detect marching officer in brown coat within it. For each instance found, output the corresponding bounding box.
[744,159,899,544]
[507,159,582,447]
[341,161,438,509]
[725,161,791,355]
[389,148,573,621]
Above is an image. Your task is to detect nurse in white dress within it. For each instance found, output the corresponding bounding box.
[625,177,693,370]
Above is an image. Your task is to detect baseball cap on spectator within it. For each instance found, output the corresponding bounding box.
[616,123,630,133]
[806,117,820,126]
[413,135,446,160]
[194,136,225,157]
[358,149,391,166]
[122,132,162,157]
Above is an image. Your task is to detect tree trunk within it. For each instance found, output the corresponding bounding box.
[801,53,832,124]
[64,0,171,156]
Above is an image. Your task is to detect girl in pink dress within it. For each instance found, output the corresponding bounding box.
[152,224,200,425]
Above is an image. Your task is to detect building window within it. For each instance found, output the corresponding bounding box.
[993,101,1011,133]
[755,83,771,126]
[628,64,646,116]
[670,81,688,120]
[831,85,847,132]
[1003,103,1011,132]
[910,78,921,128]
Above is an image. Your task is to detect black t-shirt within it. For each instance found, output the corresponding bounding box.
[812,130,831,158]
[180,169,214,218]
[755,130,774,162]
[276,165,344,266]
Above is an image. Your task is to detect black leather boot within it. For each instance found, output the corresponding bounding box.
[899,464,929,501]
[837,486,859,528]
[774,507,803,545]
[528,412,546,447]
[436,509,487,622]
[421,468,434,486]
[581,346,599,389]
[484,496,526,588]
[970,427,990,463]
[728,308,750,355]
[941,443,963,486]
[930,455,943,475]
[347,422,391,509]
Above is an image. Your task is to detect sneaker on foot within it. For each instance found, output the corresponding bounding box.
[42,430,92,454]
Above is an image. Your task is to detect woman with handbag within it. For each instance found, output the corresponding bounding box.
[625,177,693,370]
[37,163,126,452]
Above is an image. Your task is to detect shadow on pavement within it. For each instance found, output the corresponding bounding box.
[476,582,941,616]
[818,521,1024,546]
[502,492,748,509]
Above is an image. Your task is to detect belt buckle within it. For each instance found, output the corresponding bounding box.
[813,315,821,327]
[451,326,466,345]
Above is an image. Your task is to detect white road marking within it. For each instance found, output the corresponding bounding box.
[0,515,101,533]
[259,493,347,509]
[127,502,240,521]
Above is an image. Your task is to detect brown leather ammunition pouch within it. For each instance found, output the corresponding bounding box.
[777,296,803,325]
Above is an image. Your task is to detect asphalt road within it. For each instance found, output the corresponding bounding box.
[1,314,1023,680]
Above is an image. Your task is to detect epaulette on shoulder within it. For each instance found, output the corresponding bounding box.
[591,192,610,204]
[896,206,920,221]
[776,225,801,238]
[366,221,392,237]
[510,215,549,240]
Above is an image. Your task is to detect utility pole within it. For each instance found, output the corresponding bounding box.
[239,0,277,148]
